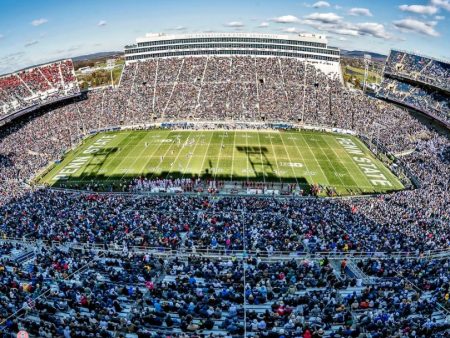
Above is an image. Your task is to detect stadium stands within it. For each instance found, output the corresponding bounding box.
[384,50,449,92]
[378,50,449,125]
[0,59,80,123]
[119,56,343,124]
[0,55,449,337]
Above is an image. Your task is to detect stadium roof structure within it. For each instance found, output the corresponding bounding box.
[134,32,330,45]
[124,32,341,73]
[390,48,450,65]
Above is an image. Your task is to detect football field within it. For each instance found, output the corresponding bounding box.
[38,129,404,195]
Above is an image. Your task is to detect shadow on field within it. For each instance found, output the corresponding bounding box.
[236,145,276,179]
[46,170,312,192]
[80,147,120,179]
[41,143,401,196]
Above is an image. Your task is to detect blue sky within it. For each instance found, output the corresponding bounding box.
[0,0,449,74]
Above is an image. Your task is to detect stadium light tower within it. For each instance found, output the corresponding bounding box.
[363,54,371,93]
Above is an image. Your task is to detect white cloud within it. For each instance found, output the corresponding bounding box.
[304,12,342,23]
[330,28,360,36]
[281,27,301,33]
[0,52,27,74]
[54,45,83,55]
[329,35,347,41]
[348,8,373,17]
[300,15,393,40]
[173,25,186,30]
[31,18,48,26]
[258,22,269,28]
[394,18,440,36]
[225,21,245,27]
[97,20,107,27]
[431,0,450,11]
[435,15,445,19]
[312,1,330,8]
[355,22,391,39]
[399,4,438,15]
[272,15,301,23]
[24,40,39,47]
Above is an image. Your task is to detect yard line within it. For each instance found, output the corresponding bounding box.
[135,130,172,176]
[230,130,237,182]
[180,132,204,180]
[118,130,175,182]
[95,131,138,186]
[278,131,300,186]
[255,131,266,184]
[165,129,194,179]
[198,131,215,179]
[321,135,370,191]
[296,133,330,186]
[266,132,283,184]
[213,131,227,181]
[149,131,184,180]
[284,133,319,185]
[104,131,150,184]
[308,135,348,188]
[244,131,250,182]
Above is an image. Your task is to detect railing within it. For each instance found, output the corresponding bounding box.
[375,92,450,129]
[1,237,449,260]
[384,71,450,94]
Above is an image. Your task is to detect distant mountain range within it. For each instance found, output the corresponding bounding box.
[72,51,124,61]
[341,50,387,61]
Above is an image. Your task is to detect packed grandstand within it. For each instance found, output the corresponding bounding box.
[377,50,449,126]
[0,32,449,338]
[0,59,80,125]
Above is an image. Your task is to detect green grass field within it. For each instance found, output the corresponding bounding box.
[38,129,404,195]
[342,65,382,86]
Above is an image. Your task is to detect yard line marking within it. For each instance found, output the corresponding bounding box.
[255,131,266,184]
[98,131,140,186]
[135,130,172,177]
[213,131,227,181]
[321,135,368,191]
[165,129,194,179]
[277,131,300,186]
[309,136,347,188]
[119,131,172,182]
[296,133,330,186]
[199,131,215,179]
[180,132,203,180]
[244,131,250,182]
[148,131,183,180]
[109,132,150,182]
[285,134,315,185]
[266,131,283,184]
[230,130,237,182]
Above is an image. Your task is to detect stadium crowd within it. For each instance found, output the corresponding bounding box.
[0,60,79,120]
[377,78,449,124]
[0,55,449,337]
[384,50,449,92]
[379,50,449,124]
[0,244,448,337]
